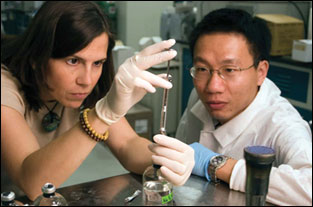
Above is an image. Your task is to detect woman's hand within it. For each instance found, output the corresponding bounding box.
[148,134,195,186]
[96,39,177,125]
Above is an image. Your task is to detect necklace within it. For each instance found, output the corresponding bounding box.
[41,102,61,132]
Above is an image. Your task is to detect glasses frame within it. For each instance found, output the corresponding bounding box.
[190,63,256,81]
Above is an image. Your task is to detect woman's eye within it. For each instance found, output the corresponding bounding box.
[66,58,79,65]
[94,61,104,67]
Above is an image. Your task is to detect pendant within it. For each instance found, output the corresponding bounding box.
[42,112,61,132]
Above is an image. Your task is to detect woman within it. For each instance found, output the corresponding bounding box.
[1,1,194,200]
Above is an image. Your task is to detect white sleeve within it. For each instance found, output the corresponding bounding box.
[229,159,312,206]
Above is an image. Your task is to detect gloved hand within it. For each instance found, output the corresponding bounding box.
[189,142,219,182]
[96,39,177,125]
[148,134,195,186]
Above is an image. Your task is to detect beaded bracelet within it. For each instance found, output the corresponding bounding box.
[80,108,109,142]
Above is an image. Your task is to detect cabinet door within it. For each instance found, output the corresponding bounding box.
[267,61,312,122]
[268,65,309,102]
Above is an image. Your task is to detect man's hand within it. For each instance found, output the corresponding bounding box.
[190,142,219,181]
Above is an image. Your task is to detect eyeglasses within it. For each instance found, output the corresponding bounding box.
[190,63,255,81]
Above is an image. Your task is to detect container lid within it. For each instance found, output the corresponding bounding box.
[244,146,275,165]
[42,183,56,194]
[1,191,15,202]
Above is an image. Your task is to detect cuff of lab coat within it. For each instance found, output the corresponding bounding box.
[229,159,246,193]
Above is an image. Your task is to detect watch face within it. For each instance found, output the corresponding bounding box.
[212,156,226,166]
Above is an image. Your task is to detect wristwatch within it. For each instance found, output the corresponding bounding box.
[209,155,230,183]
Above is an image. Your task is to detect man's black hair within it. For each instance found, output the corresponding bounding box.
[189,8,272,64]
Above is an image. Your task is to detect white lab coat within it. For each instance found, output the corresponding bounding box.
[176,78,312,206]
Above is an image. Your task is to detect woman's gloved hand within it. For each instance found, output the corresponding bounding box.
[148,134,195,186]
[189,142,219,181]
[95,39,177,125]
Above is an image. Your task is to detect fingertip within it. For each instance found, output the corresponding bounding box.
[165,49,177,59]
[153,134,164,143]
[156,74,173,89]
[167,82,173,89]
[153,135,159,143]
[170,49,177,57]
[150,87,156,93]
[162,81,172,90]
[167,39,176,46]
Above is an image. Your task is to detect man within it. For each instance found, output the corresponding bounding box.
[175,8,312,206]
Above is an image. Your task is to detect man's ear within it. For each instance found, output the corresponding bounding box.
[257,60,269,86]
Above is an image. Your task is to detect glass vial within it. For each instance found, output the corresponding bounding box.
[33,183,68,206]
[142,165,173,206]
[1,191,23,206]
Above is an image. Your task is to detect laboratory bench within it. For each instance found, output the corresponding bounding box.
[16,173,274,206]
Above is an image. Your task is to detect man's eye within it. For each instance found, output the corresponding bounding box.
[66,58,79,65]
[224,68,236,73]
[196,67,208,72]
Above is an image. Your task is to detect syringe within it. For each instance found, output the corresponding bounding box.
[153,60,172,178]
[160,60,172,135]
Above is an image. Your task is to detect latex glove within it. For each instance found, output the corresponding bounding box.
[95,39,177,125]
[189,142,219,182]
[148,134,195,186]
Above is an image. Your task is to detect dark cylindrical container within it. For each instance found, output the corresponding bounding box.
[244,146,275,206]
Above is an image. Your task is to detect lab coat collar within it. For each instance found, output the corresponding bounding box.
[190,99,215,131]
[191,78,279,148]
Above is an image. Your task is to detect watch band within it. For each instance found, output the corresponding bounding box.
[209,155,230,183]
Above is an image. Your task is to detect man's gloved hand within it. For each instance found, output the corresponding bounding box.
[148,135,195,186]
[189,142,219,181]
[96,39,177,125]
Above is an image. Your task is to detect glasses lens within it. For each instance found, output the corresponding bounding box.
[190,67,195,78]
[191,63,255,81]
[191,67,209,80]
[220,66,240,80]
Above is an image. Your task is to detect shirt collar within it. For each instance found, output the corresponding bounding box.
[190,100,215,132]
[191,78,278,148]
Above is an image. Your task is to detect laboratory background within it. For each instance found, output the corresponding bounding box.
[1,0,312,195]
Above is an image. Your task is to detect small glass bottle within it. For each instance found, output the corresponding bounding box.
[1,191,23,206]
[33,183,68,206]
[142,164,173,206]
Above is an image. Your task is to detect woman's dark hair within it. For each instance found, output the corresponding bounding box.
[189,8,272,66]
[1,1,115,111]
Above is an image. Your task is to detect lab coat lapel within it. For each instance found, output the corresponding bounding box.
[190,100,212,126]
[191,100,218,148]
[199,130,220,150]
